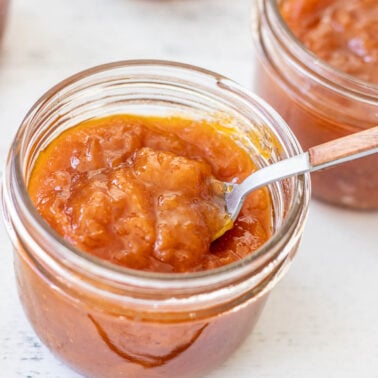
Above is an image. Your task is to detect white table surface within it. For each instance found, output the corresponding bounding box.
[0,1,377,377]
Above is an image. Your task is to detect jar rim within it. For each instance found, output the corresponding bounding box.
[5,59,310,290]
[261,0,378,98]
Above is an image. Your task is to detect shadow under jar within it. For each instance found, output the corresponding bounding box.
[252,0,378,209]
[1,61,310,378]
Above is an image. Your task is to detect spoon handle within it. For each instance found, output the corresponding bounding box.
[225,126,378,220]
[309,126,378,171]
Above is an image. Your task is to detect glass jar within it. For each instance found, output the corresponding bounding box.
[252,0,378,209]
[0,0,9,43]
[1,60,310,378]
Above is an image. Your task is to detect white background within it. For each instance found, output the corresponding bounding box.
[0,1,377,377]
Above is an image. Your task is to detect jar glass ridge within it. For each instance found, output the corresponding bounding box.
[2,60,310,377]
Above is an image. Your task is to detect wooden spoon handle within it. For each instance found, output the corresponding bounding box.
[309,126,378,170]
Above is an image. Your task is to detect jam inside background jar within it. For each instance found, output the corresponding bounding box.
[1,61,310,378]
[253,0,378,209]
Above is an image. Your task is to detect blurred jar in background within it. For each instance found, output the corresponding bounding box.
[0,0,9,43]
[252,0,378,210]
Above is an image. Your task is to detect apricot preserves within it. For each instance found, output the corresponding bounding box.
[281,0,378,83]
[29,114,272,273]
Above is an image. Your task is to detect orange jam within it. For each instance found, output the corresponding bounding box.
[28,114,272,273]
[281,0,378,83]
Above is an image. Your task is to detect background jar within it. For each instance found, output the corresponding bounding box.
[1,60,309,378]
[0,0,9,43]
[252,0,378,209]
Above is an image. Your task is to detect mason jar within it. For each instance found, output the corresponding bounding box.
[1,60,310,378]
[252,0,378,209]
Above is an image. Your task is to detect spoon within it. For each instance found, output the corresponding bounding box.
[216,126,378,237]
